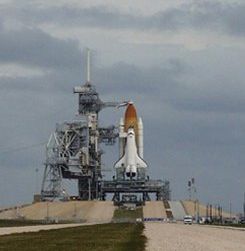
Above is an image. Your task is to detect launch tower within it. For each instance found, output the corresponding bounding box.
[41,50,121,200]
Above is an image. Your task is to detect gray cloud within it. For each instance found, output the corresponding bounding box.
[0,25,81,70]
[94,60,184,97]
[2,1,245,36]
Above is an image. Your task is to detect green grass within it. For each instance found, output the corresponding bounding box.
[113,207,143,221]
[0,223,146,251]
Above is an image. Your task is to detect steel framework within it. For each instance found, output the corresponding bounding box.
[41,49,121,200]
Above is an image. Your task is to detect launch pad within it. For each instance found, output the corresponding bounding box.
[40,49,171,203]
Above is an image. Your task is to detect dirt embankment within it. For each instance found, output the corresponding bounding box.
[0,201,115,223]
[182,200,232,218]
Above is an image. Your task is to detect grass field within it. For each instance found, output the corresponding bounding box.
[0,223,146,251]
[113,207,143,221]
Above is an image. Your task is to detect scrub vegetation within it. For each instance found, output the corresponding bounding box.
[0,223,147,251]
[0,219,75,227]
[0,219,48,227]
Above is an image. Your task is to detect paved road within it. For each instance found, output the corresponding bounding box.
[168,201,186,220]
[144,223,245,251]
[0,222,106,236]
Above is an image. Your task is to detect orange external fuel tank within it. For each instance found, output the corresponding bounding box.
[124,103,139,145]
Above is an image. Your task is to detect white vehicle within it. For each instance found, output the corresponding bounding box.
[183,215,193,224]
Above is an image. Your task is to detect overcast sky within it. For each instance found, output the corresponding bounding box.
[0,0,245,213]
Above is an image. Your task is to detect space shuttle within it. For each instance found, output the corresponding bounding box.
[114,102,147,179]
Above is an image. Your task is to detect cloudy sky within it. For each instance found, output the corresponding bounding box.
[0,0,245,213]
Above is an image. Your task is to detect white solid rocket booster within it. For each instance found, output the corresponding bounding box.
[138,117,143,158]
[119,117,125,158]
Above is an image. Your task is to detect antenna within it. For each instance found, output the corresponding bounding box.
[243,191,245,218]
[86,48,91,83]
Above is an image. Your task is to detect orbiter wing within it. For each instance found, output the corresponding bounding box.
[136,155,147,168]
[114,155,126,169]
